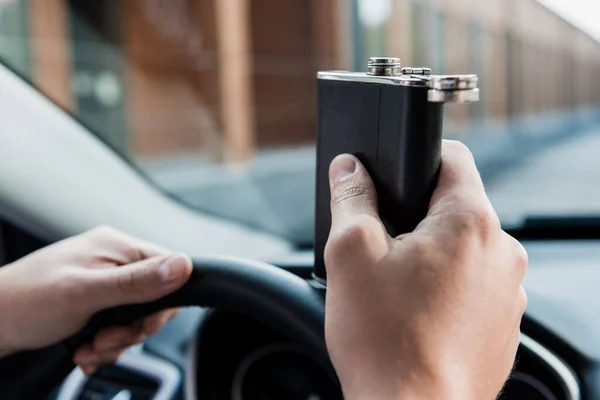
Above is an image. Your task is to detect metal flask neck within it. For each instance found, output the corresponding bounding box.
[367,57,433,78]
[318,56,480,104]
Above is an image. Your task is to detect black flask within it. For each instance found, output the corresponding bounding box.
[314,57,479,282]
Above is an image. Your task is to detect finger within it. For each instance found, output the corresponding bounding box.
[142,308,180,335]
[416,141,500,241]
[76,346,127,376]
[73,345,110,376]
[515,239,529,281]
[502,232,529,282]
[82,348,126,373]
[84,226,171,265]
[92,325,147,352]
[92,309,179,351]
[80,363,99,376]
[73,343,96,366]
[329,154,381,226]
[427,140,495,219]
[85,253,192,310]
[112,231,171,262]
[518,286,528,317]
[325,155,389,269]
[96,348,127,366]
[482,234,529,305]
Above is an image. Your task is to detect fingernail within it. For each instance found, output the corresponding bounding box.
[159,254,188,282]
[329,155,356,184]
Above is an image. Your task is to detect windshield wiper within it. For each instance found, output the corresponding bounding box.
[506,215,600,240]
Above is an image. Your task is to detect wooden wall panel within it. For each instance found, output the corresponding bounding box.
[121,0,221,158]
[28,0,74,111]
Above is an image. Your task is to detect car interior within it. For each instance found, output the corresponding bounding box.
[1,0,600,399]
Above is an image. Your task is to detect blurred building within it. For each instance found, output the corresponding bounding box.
[0,0,599,163]
[383,0,600,133]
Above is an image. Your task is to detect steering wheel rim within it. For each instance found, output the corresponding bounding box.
[0,256,336,399]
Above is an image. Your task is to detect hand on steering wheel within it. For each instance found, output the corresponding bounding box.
[0,226,192,374]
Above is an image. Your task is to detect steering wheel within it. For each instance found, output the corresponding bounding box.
[0,256,336,399]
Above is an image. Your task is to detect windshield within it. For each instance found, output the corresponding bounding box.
[1,0,599,245]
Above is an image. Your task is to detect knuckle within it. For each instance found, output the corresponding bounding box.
[87,226,144,262]
[453,208,500,244]
[338,216,377,248]
[117,270,138,295]
[410,235,437,258]
[60,270,94,313]
[406,236,442,271]
[325,216,379,263]
[447,140,474,160]
[332,185,370,208]
[519,286,528,314]
[85,226,125,248]
[117,263,156,297]
[88,225,118,238]
[513,240,529,277]
[123,245,146,263]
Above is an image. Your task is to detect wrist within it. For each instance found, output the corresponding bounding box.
[341,371,466,400]
[344,385,453,400]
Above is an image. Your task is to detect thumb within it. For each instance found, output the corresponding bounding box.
[329,154,381,228]
[326,154,389,271]
[88,253,193,310]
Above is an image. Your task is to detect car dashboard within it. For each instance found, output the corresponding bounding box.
[52,240,600,400]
